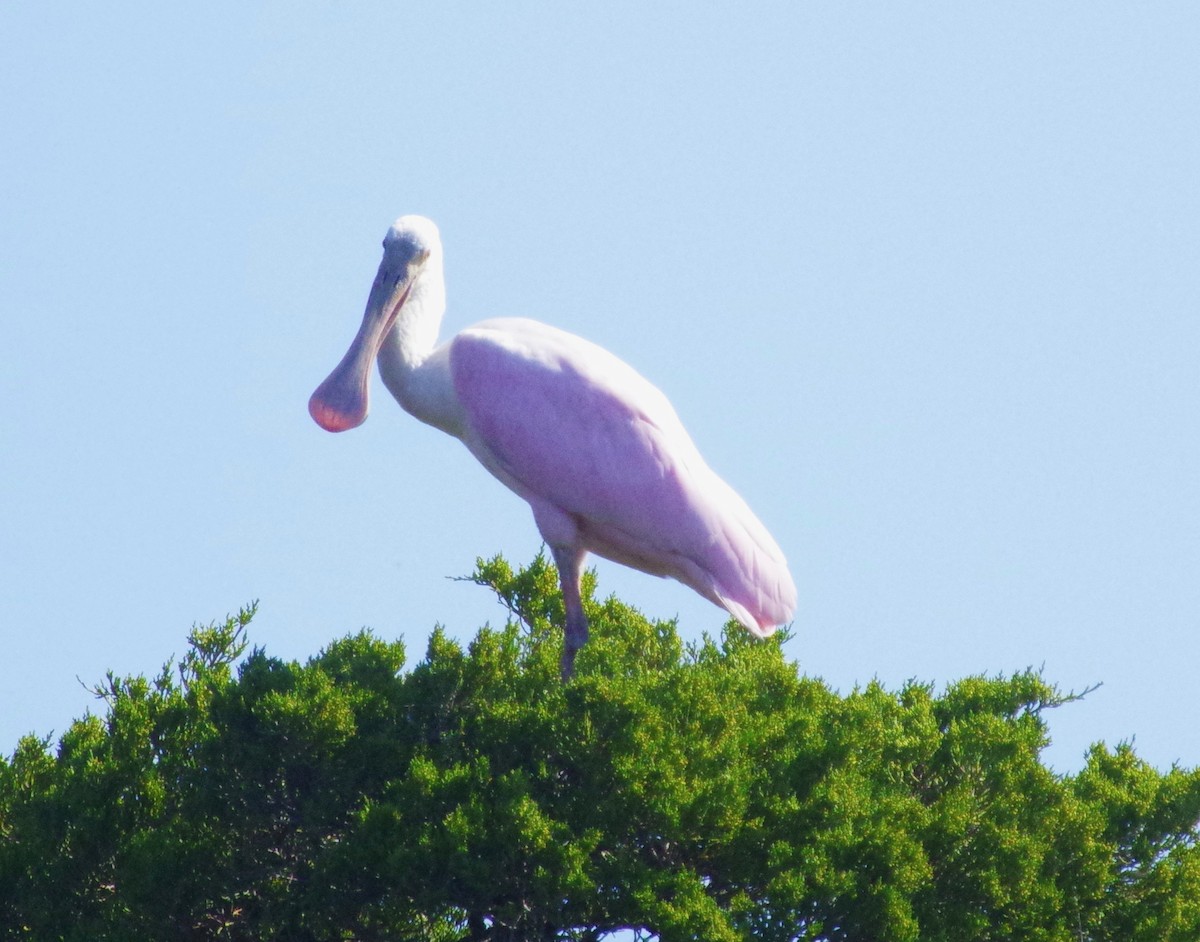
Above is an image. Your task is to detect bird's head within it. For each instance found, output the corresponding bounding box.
[382,214,439,268]
[308,216,442,432]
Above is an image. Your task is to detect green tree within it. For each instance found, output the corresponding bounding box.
[1,554,1197,940]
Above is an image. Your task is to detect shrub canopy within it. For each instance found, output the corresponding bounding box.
[2,554,1198,941]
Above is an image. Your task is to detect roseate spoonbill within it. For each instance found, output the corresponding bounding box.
[309,215,796,679]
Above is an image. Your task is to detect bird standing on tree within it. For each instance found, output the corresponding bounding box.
[310,215,796,678]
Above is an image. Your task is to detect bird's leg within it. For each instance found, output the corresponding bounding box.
[549,544,588,681]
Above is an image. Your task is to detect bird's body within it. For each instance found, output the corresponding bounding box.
[310,215,796,677]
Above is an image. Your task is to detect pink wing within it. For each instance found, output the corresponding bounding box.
[449,317,796,633]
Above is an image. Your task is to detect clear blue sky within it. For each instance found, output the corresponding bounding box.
[2,4,1197,773]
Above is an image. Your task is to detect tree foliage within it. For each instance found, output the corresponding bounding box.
[1,554,1198,941]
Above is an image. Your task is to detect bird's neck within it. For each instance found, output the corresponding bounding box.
[376,259,460,434]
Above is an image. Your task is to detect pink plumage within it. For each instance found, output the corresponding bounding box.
[309,215,796,678]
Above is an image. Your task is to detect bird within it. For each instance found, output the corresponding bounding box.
[309,215,796,679]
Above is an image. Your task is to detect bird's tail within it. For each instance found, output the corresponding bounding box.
[712,564,796,638]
